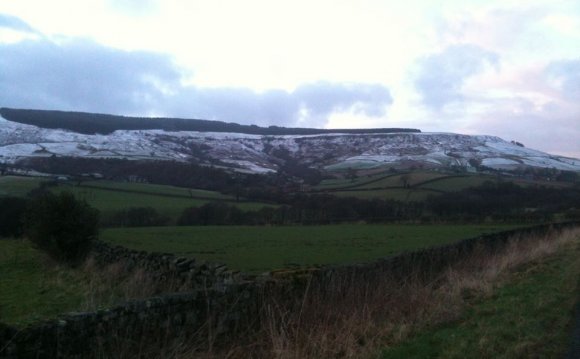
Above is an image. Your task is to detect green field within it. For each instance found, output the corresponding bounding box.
[313,172,492,200]
[314,169,575,202]
[0,240,87,326]
[0,176,271,222]
[315,175,386,190]
[333,188,438,201]
[512,177,572,189]
[55,186,215,220]
[102,224,519,273]
[79,180,234,200]
[315,171,454,191]
[53,184,268,222]
[382,234,580,359]
[0,176,45,197]
[417,175,493,192]
[0,238,169,327]
[314,172,567,201]
[1,224,522,325]
[357,172,449,189]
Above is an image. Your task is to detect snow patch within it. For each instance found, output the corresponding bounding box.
[481,158,521,169]
[1,117,579,173]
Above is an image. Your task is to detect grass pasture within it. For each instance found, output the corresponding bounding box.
[79,180,234,200]
[0,176,45,197]
[53,183,269,223]
[314,169,575,202]
[315,171,459,192]
[313,172,493,201]
[102,224,519,273]
[0,176,272,223]
[356,171,449,189]
[333,188,438,201]
[382,230,580,358]
[0,239,87,326]
[314,175,384,190]
[0,238,178,327]
[315,171,572,201]
[54,185,215,221]
[416,175,493,192]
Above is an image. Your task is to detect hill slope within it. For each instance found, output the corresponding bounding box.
[1,111,579,174]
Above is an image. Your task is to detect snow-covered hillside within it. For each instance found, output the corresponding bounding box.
[1,116,579,173]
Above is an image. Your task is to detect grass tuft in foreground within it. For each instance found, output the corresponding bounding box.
[173,227,580,359]
[0,239,86,326]
[0,239,178,327]
[381,229,580,359]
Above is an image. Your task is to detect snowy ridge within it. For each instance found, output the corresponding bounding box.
[1,117,579,173]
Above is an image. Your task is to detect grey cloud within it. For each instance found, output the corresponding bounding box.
[295,82,392,119]
[462,59,580,158]
[164,87,298,126]
[0,13,36,33]
[1,37,393,127]
[165,83,392,127]
[415,44,499,110]
[467,101,580,158]
[545,59,580,99]
[437,8,545,50]
[0,38,183,115]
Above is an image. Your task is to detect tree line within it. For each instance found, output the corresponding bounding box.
[106,181,580,227]
[2,180,579,240]
[0,107,419,136]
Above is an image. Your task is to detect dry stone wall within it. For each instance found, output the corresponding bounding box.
[1,222,578,358]
[312,225,541,285]
[90,240,246,290]
[0,284,261,359]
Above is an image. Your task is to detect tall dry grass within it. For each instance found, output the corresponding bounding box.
[37,245,188,313]
[72,227,577,358]
[79,256,185,311]
[178,227,579,359]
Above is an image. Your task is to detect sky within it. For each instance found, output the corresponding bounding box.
[0,0,579,158]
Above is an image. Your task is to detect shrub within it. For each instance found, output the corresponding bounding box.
[25,191,99,266]
[0,197,28,238]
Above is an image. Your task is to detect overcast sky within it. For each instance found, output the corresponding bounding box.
[0,0,579,157]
